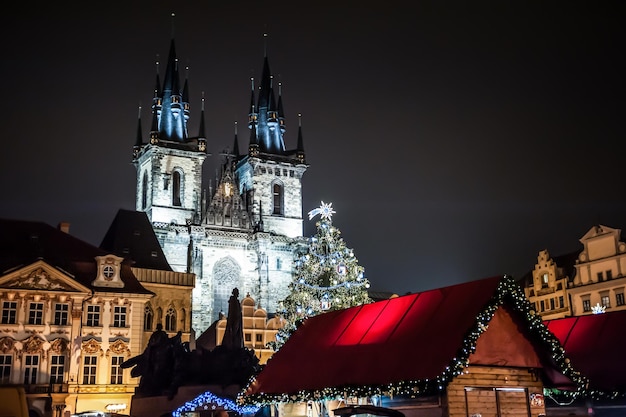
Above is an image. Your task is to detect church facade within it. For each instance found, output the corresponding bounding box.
[132,38,308,333]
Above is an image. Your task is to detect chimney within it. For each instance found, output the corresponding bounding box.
[58,222,70,234]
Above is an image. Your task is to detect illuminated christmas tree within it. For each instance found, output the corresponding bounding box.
[271,202,372,349]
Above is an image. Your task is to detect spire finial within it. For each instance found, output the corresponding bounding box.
[251,77,254,91]
[263,31,268,57]
[155,54,160,74]
[278,81,282,96]
[235,120,238,135]
[298,113,302,127]
[201,91,205,111]
[171,12,176,38]
[138,105,142,119]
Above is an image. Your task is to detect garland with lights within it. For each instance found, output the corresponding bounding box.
[240,275,620,406]
[269,202,372,350]
[173,390,260,417]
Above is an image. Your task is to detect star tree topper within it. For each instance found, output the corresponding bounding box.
[308,201,336,221]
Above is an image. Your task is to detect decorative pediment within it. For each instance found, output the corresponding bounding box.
[580,224,619,242]
[0,337,15,353]
[0,261,91,293]
[50,338,69,354]
[82,338,103,355]
[22,335,45,354]
[107,339,131,357]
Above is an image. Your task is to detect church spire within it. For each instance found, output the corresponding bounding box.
[159,37,187,141]
[296,113,306,164]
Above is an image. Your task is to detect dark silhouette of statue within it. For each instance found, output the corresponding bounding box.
[222,288,243,350]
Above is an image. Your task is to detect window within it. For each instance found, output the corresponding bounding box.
[165,306,176,332]
[50,355,65,383]
[559,296,564,309]
[541,272,549,288]
[83,356,97,384]
[54,303,69,326]
[113,306,127,328]
[144,304,154,331]
[86,305,101,327]
[256,334,263,343]
[601,295,611,308]
[172,171,182,206]
[0,355,12,384]
[1,301,17,324]
[110,356,124,384]
[616,293,625,306]
[276,258,282,270]
[272,183,283,215]
[245,333,251,342]
[597,271,604,281]
[606,270,613,280]
[583,299,591,312]
[540,300,545,312]
[28,302,44,325]
[141,173,148,210]
[24,355,39,384]
[550,298,555,310]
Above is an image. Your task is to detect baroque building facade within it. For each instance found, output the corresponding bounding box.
[523,224,626,318]
[132,38,308,334]
[0,217,194,417]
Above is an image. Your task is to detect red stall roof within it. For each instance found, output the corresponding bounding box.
[545,311,626,392]
[242,275,590,404]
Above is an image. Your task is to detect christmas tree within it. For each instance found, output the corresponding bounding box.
[271,202,372,350]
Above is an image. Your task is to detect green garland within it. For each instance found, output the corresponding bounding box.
[239,275,621,406]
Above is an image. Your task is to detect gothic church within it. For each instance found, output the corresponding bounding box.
[132,38,308,334]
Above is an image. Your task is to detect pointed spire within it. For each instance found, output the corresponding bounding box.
[133,106,143,158]
[182,65,190,104]
[198,92,206,138]
[296,113,306,164]
[153,55,161,98]
[150,105,159,145]
[232,121,240,158]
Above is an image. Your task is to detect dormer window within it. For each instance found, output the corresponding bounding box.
[92,255,125,288]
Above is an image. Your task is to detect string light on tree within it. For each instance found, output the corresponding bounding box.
[270,202,372,350]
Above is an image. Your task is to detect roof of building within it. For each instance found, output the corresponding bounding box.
[0,217,151,295]
[241,275,594,405]
[100,209,172,271]
[544,310,626,393]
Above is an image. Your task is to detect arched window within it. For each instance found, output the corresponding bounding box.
[173,171,182,206]
[155,307,162,328]
[141,173,148,210]
[143,303,153,331]
[165,306,177,332]
[272,182,283,215]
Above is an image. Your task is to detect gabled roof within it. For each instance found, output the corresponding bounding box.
[241,275,583,405]
[545,310,626,394]
[0,218,151,295]
[100,209,172,271]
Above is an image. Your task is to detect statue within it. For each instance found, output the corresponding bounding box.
[222,288,243,350]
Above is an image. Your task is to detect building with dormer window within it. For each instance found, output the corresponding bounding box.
[0,217,194,417]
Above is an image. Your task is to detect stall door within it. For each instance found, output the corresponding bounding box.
[464,387,530,417]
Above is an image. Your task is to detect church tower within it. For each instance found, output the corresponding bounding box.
[133,39,208,227]
[132,34,308,334]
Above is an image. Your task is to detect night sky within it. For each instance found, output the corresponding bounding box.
[1,2,624,295]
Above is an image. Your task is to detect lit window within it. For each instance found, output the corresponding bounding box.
[83,356,97,384]
[113,306,127,328]
[541,272,548,288]
[54,303,69,326]
[1,301,17,324]
[110,356,124,384]
[0,355,12,384]
[601,295,611,308]
[616,293,625,306]
[582,299,591,312]
[24,355,39,384]
[28,302,44,325]
[86,305,101,327]
[50,355,65,383]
